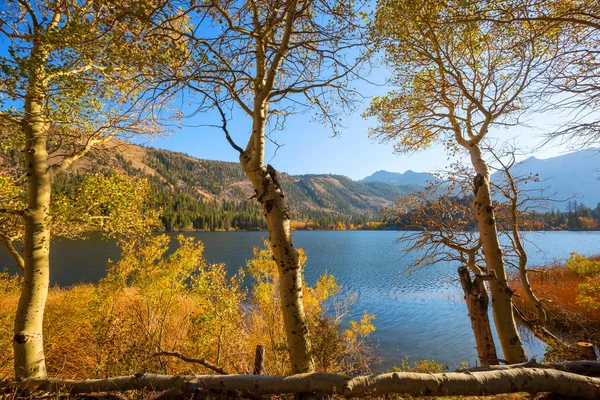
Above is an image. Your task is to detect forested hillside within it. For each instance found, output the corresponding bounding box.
[51,141,408,231]
[7,140,599,232]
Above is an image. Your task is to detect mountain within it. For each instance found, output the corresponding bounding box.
[361,170,436,186]
[91,145,600,226]
[50,141,409,231]
[500,149,600,211]
[362,149,600,211]
[6,139,599,229]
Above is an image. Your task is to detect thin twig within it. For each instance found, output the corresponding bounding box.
[265,132,285,162]
[215,101,244,155]
[153,351,229,375]
[188,85,244,155]
[0,208,24,216]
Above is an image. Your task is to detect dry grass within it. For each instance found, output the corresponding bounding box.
[511,262,600,345]
[0,282,335,380]
[0,284,108,379]
[0,236,376,382]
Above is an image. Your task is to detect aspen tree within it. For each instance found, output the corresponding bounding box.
[366,0,558,362]
[468,0,600,147]
[158,0,370,373]
[0,0,178,378]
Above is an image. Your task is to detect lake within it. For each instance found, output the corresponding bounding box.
[1,230,599,371]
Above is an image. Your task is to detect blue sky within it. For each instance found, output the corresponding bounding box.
[0,3,588,181]
[131,2,596,181]
[139,75,581,181]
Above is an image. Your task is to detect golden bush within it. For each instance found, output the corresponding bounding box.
[0,236,375,379]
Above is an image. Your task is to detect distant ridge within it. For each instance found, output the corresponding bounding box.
[48,140,410,230]
[361,149,600,211]
[361,169,436,186]
[501,148,600,210]
[7,140,597,229]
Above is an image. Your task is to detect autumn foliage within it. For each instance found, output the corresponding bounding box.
[511,254,600,344]
[0,237,375,380]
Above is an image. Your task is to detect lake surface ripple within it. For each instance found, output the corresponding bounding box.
[2,230,599,370]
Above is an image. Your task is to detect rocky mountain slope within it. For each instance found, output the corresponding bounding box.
[507,149,600,210]
[361,169,436,186]
[59,140,409,230]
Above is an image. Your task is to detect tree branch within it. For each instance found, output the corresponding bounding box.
[0,232,24,272]
[188,86,244,155]
[0,112,22,125]
[44,63,108,85]
[0,208,24,216]
[48,134,115,178]
[215,100,243,155]
[153,351,229,375]
[263,0,299,95]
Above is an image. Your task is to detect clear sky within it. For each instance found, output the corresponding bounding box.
[127,42,595,182]
[140,77,582,181]
[0,2,594,181]
[0,4,590,181]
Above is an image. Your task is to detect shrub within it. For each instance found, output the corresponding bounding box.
[566,252,600,311]
[511,257,600,348]
[566,252,600,277]
[245,240,376,375]
[0,236,375,379]
[392,357,446,374]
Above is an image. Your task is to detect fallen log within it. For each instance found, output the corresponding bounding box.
[4,367,600,398]
[554,360,600,377]
[465,358,600,377]
[463,357,540,372]
[345,368,600,398]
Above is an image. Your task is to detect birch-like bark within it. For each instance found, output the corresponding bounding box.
[504,166,547,324]
[516,250,547,323]
[458,266,498,366]
[0,233,25,272]
[467,143,527,363]
[240,97,313,374]
[512,305,566,349]
[226,0,314,372]
[13,41,50,379]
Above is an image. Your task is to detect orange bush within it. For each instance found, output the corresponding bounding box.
[0,236,375,380]
[511,262,600,344]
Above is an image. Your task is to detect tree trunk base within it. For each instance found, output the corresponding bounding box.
[458,266,498,366]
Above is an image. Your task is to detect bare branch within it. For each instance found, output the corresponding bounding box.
[153,351,229,375]
[0,208,24,216]
[0,232,24,272]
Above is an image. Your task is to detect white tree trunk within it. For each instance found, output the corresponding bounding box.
[458,266,498,366]
[242,161,313,374]
[467,144,527,363]
[501,163,548,324]
[14,86,50,379]
[240,99,313,374]
[12,39,52,378]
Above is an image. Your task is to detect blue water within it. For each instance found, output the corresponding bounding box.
[1,230,598,370]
